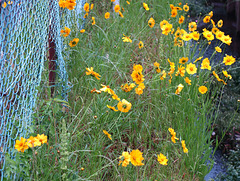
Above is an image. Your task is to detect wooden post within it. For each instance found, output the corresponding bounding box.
[48,0,57,97]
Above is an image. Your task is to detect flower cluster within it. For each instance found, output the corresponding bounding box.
[14,134,48,153]
[119,149,144,167]
[60,26,71,37]
[59,0,76,10]
[131,64,145,95]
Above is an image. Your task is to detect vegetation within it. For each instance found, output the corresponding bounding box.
[5,0,239,180]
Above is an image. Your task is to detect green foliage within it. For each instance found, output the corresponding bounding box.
[217,149,240,181]
[188,0,213,17]
[4,150,31,180]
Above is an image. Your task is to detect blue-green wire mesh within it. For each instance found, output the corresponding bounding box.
[0,0,85,179]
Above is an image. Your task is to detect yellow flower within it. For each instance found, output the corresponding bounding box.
[15,137,29,152]
[183,4,189,12]
[27,136,41,148]
[105,12,110,19]
[138,41,144,49]
[60,26,71,37]
[160,20,169,29]
[175,84,184,95]
[92,17,96,25]
[179,57,188,64]
[217,19,223,27]
[103,130,112,140]
[203,29,214,41]
[171,9,178,17]
[160,70,166,80]
[215,46,222,53]
[212,27,219,34]
[168,128,175,135]
[90,88,101,94]
[69,38,79,47]
[118,11,124,18]
[111,0,115,2]
[121,83,135,92]
[203,16,211,23]
[199,86,208,94]
[119,151,131,167]
[223,55,235,65]
[161,23,173,35]
[126,1,130,5]
[201,58,211,70]
[143,3,149,11]
[221,35,232,45]
[209,11,213,18]
[80,29,85,33]
[175,65,185,77]
[84,2,89,12]
[131,70,144,84]
[90,3,94,10]
[157,153,168,165]
[86,67,101,80]
[107,105,118,111]
[185,77,191,85]
[66,0,76,10]
[130,149,144,166]
[36,134,48,144]
[114,4,120,12]
[100,84,114,94]
[148,17,155,28]
[112,93,120,101]
[215,30,224,40]
[194,56,203,63]
[222,70,232,79]
[211,19,216,27]
[135,83,145,95]
[122,34,132,43]
[181,140,188,153]
[179,15,185,24]
[84,13,88,18]
[188,22,197,32]
[212,71,227,85]
[168,128,179,143]
[181,33,192,41]
[186,63,197,75]
[154,62,161,73]
[191,31,200,41]
[59,0,67,8]
[154,62,160,68]
[174,29,182,38]
[117,99,132,113]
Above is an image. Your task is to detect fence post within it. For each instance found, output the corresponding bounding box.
[48,0,57,97]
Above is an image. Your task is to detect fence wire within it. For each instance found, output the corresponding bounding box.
[0,0,85,179]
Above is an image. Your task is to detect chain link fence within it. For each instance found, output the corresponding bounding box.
[0,0,85,179]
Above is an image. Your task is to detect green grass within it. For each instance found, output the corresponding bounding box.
[6,0,239,180]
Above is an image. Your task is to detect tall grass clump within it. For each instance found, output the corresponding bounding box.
[7,0,239,180]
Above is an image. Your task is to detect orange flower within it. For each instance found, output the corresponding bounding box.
[114,4,120,12]
[105,12,110,19]
[60,26,71,37]
[223,55,235,65]
[69,38,79,47]
[198,86,208,94]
